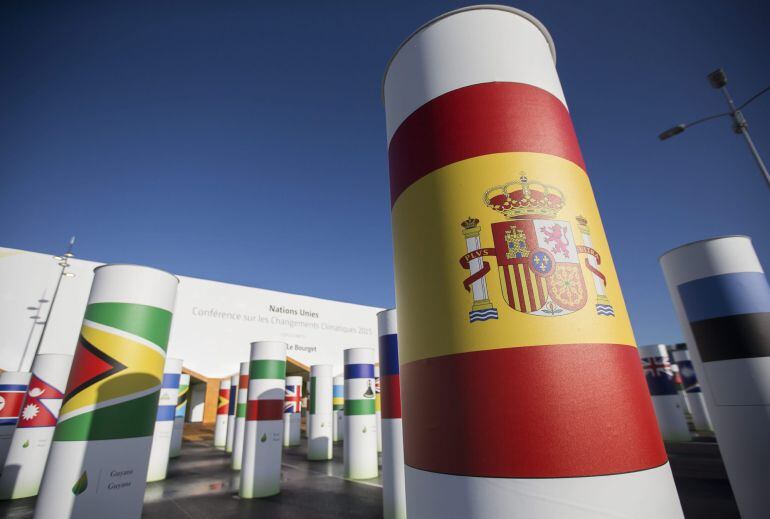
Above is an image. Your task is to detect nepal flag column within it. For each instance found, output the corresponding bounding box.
[33,264,177,518]
[383,6,683,518]
[239,341,285,499]
[377,309,406,519]
[661,236,770,519]
[0,354,71,500]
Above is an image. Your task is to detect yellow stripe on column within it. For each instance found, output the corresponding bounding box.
[392,152,635,365]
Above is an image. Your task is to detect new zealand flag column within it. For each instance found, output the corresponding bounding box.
[146,357,183,482]
[377,309,406,519]
[239,341,285,499]
[383,6,683,518]
[33,264,177,518]
[0,354,71,500]
[0,371,31,469]
[638,344,691,442]
[661,236,770,519]
[214,378,230,449]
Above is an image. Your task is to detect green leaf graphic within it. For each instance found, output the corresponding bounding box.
[362,426,367,434]
[260,433,267,443]
[22,440,29,448]
[72,471,88,496]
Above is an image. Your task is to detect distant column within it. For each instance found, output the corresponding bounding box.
[378,309,407,519]
[661,236,770,519]
[170,373,190,458]
[333,375,344,442]
[671,348,713,433]
[225,373,238,453]
[308,365,333,460]
[231,362,250,470]
[283,376,302,447]
[239,341,285,499]
[147,357,183,482]
[343,348,377,479]
[0,372,31,469]
[0,354,71,500]
[214,378,230,449]
[638,345,690,442]
[375,365,382,453]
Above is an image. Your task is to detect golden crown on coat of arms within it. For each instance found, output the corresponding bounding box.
[482,175,565,219]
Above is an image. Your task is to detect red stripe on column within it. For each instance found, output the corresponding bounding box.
[239,375,249,389]
[388,82,586,207]
[380,373,402,419]
[246,399,284,421]
[401,343,666,478]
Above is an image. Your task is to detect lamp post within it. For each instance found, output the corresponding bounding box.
[659,68,770,188]
[28,236,76,368]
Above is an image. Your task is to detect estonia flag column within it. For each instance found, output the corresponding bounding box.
[661,236,770,519]
[383,6,683,518]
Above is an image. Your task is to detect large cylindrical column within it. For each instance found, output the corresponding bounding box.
[638,344,690,442]
[661,236,770,519]
[308,365,333,460]
[283,376,302,447]
[225,373,238,453]
[0,354,72,500]
[239,341,285,499]
[170,373,190,458]
[147,357,183,482]
[231,361,249,470]
[0,371,31,470]
[671,348,713,433]
[332,375,344,442]
[214,378,230,449]
[33,264,177,518]
[343,348,377,479]
[383,6,682,517]
[374,365,382,453]
[378,309,406,519]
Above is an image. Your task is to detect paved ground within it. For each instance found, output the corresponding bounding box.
[0,429,741,518]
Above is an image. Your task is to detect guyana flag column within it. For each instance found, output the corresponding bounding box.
[33,264,177,519]
[383,6,683,518]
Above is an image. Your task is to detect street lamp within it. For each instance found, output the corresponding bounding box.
[659,68,770,188]
[26,236,77,369]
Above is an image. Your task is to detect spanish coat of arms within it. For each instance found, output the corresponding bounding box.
[459,175,615,323]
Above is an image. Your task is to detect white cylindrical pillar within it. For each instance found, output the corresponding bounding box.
[638,345,691,442]
[383,6,682,518]
[231,361,249,470]
[671,348,713,433]
[32,264,177,517]
[333,375,344,443]
[213,378,230,449]
[343,348,377,479]
[239,341,286,499]
[308,365,333,461]
[0,372,31,470]
[170,373,190,458]
[283,376,302,447]
[225,374,238,453]
[147,357,183,482]
[378,309,407,519]
[661,236,770,519]
[375,365,382,453]
[0,354,72,500]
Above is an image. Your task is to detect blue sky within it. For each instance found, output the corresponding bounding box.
[1,0,768,345]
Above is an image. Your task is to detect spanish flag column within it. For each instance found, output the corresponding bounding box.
[214,378,230,449]
[239,341,285,499]
[661,236,770,519]
[33,264,177,518]
[383,6,683,518]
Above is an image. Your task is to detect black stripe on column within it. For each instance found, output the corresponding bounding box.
[691,312,770,362]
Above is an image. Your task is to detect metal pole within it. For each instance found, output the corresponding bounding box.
[719,86,770,188]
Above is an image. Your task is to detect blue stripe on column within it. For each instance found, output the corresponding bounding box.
[378,334,400,375]
[678,272,770,322]
[162,373,181,388]
[0,384,28,391]
[156,405,176,421]
[344,364,374,379]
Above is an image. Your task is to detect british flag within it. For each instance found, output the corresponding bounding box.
[284,384,301,414]
[641,356,677,396]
